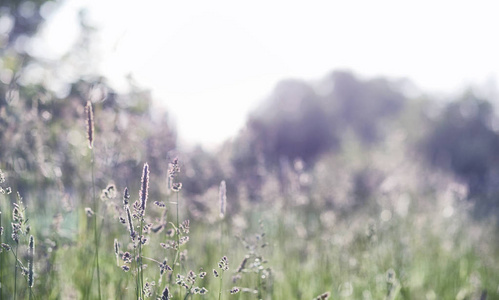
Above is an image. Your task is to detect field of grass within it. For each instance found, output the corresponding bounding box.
[1,101,498,300]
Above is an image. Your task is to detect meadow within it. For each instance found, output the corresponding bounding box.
[1,0,499,298]
[0,96,498,300]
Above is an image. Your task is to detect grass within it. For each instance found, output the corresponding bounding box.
[0,102,498,300]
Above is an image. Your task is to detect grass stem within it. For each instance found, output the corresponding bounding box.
[91,149,102,300]
[0,210,2,300]
[13,242,18,300]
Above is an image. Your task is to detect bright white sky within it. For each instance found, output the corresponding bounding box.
[37,0,499,147]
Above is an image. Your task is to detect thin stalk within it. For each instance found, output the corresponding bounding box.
[183,282,195,300]
[0,210,2,300]
[218,272,223,300]
[141,256,162,264]
[220,220,224,258]
[176,192,180,263]
[170,192,180,298]
[88,203,109,300]
[13,242,18,300]
[91,149,102,300]
[257,269,262,299]
[138,217,144,298]
[218,221,224,300]
[28,236,33,300]
[9,247,36,300]
[172,192,180,270]
[133,246,140,300]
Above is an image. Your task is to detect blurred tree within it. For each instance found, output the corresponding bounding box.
[230,71,408,200]
[249,79,338,165]
[422,92,499,215]
[321,71,406,144]
[0,0,56,46]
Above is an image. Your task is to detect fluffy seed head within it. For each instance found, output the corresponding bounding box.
[28,235,34,287]
[114,238,120,266]
[237,255,249,272]
[125,205,135,239]
[140,163,150,213]
[168,158,180,178]
[219,180,226,218]
[123,187,130,206]
[85,101,94,149]
[168,158,182,192]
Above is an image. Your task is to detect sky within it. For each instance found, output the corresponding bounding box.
[36,0,499,147]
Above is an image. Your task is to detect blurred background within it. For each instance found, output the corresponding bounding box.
[1,0,499,299]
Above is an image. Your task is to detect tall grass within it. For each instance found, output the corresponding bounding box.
[85,100,101,300]
[0,102,498,300]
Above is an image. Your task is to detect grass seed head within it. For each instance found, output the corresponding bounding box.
[219,180,226,218]
[161,286,169,299]
[125,205,135,240]
[237,255,249,272]
[85,101,94,149]
[123,187,130,206]
[28,235,35,287]
[85,207,94,217]
[114,238,120,265]
[314,292,331,300]
[140,163,150,213]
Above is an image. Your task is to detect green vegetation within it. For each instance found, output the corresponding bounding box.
[1,104,498,298]
[1,1,498,299]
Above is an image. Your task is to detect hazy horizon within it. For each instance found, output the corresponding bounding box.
[34,0,499,147]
